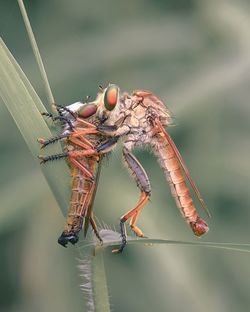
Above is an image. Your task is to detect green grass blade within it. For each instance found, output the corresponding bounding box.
[80,230,250,254]
[0,38,69,215]
[92,248,111,312]
[17,0,55,107]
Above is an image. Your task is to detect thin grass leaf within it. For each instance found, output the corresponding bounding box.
[17,0,55,107]
[80,230,250,254]
[92,248,111,312]
[0,38,69,215]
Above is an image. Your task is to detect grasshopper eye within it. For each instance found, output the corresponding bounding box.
[78,103,97,118]
[104,85,119,111]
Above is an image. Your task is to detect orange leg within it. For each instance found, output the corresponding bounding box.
[121,192,149,222]
[82,180,96,217]
[130,210,144,238]
[112,148,151,254]
[68,136,94,150]
[90,213,103,244]
[69,158,94,180]
[126,192,150,237]
[76,117,96,128]
[68,149,97,158]
[71,128,97,138]
[112,191,150,254]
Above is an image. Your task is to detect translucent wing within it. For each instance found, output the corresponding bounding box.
[155,119,211,218]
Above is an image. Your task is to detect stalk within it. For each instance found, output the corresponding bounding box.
[17,0,55,108]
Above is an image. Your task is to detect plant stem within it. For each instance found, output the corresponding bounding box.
[0,38,69,215]
[17,0,55,108]
[92,247,111,312]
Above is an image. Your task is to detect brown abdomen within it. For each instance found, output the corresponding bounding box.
[154,140,208,236]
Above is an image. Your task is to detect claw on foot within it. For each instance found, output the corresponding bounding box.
[37,138,46,149]
[38,155,45,163]
[37,138,45,144]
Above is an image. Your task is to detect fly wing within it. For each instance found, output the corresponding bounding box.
[155,119,211,218]
[83,155,103,237]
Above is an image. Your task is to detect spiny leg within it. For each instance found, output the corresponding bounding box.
[112,148,151,254]
[90,213,103,244]
[41,112,74,130]
[38,152,68,163]
[38,148,97,166]
[38,125,97,150]
[38,133,69,148]
[53,103,76,119]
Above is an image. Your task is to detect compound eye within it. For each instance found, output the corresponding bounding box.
[78,103,97,118]
[104,85,119,111]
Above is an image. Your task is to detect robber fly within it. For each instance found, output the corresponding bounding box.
[39,84,209,253]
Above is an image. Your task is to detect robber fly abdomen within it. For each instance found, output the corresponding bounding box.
[153,136,208,236]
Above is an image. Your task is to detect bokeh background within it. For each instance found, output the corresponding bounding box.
[1,0,250,311]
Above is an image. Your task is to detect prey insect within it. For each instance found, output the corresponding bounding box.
[39,100,118,247]
[39,84,210,253]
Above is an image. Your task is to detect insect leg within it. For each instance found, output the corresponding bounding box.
[112,148,151,254]
[41,112,74,130]
[38,142,97,165]
[53,103,76,119]
[71,128,98,138]
[76,118,97,128]
[96,125,117,132]
[68,149,97,158]
[90,213,103,244]
[96,137,119,153]
[69,158,95,180]
[38,133,69,148]
[68,136,94,150]
[38,152,68,163]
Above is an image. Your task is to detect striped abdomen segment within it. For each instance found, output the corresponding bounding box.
[63,162,93,235]
[154,140,208,236]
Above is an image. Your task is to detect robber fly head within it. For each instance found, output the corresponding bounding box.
[95,84,120,121]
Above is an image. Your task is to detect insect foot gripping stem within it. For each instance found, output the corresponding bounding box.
[112,219,127,254]
[189,217,209,237]
[57,231,79,247]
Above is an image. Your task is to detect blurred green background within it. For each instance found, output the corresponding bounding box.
[1,0,250,311]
